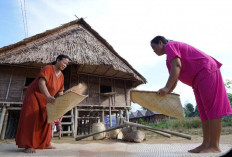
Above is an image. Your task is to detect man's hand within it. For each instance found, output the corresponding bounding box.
[157,87,170,96]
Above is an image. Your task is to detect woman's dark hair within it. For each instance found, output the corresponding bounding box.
[151,36,168,44]
[52,54,71,65]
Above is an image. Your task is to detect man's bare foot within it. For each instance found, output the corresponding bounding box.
[59,137,61,140]
[188,144,208,153]
[46,145,56,149]
[200,147,221,153]
[24,148,36,153]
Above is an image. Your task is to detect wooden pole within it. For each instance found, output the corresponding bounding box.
[143,128,171,138]
[71,109,74,137]
[115,113,118,126]
[126,109,129,122]
[109,96,112,127]
[74,107,78,138]
[102,109,104,122]
[1,107,9,140]
[75,124,125,141]
[124,121,191,140]
[0,106,6,136]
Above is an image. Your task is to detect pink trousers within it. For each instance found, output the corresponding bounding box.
[193,69,232,122]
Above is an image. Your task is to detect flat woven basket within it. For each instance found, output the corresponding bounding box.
[47,84,88,123]
[130,90,184,119]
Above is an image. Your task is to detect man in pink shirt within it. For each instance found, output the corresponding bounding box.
[150,36,232,153]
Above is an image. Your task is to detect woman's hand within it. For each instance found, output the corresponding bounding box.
[157,87,170,96]
[46,95,55,103]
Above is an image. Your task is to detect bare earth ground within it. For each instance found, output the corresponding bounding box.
[0,134,231,157]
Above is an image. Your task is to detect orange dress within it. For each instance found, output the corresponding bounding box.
[16,65,64,149]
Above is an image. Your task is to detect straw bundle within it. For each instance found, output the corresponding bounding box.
[130,90,184,119]
[47,83,88,123]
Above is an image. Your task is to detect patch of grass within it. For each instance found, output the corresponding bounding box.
[147,116,232,135]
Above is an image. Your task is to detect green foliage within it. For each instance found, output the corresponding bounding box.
[222,115,232,127]
[227,93,232,107]
[150,117,202,130]
[184,103,199,117]
[138,118,143,124]
[225,79,232,89]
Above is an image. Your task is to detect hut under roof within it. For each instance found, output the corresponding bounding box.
[0,18,146,139]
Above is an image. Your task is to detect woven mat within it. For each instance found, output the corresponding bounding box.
[0,143,231,157]
[47,84,87,123]
[131,90,184,119]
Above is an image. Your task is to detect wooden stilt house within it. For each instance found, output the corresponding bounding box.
[0,18,146,139]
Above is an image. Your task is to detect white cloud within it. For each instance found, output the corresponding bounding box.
[13,0,232,111]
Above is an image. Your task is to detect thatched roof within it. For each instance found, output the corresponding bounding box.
[0,18,146,86]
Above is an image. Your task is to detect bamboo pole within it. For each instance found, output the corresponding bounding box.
[0,106,6,136]
[143,128,171,138]
[124,121,191,140]
[1,108,9,140]
[75,124,125,141]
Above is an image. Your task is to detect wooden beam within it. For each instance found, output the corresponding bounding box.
[102,66,111,75]
[76,72,137,82]
[92,65,99,74]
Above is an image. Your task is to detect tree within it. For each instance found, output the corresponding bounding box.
[184,103,195,117]
[225,79,232,107]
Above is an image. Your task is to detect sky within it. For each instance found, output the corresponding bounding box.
[0,0,232,112]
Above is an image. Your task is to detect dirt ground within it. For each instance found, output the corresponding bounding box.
[2,134,231,145]
[0,134,231,157]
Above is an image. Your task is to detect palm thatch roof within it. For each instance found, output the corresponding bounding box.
[0,18,146,86]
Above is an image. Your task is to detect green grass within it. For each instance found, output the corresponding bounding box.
[147,116,232,135]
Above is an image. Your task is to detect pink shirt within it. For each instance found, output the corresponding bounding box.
[54,117,63,125]
[165,41,222,87]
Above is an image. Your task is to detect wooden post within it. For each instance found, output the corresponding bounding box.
[74,107,78,138]
[98,77,101,105]
[102,109,104,122]
[109,97,112,127]
[0,106,6,136]
[126,109,129,122]
[115,113,118,126]
[119,110,123,125]
[1,105,9,140]
[124,80,128,106]
[71,109,74,137]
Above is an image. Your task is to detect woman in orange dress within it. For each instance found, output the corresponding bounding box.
[15,54,70,153]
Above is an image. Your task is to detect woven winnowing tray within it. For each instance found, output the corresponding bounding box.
[130,90,184,119]
[47,84,88,123]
